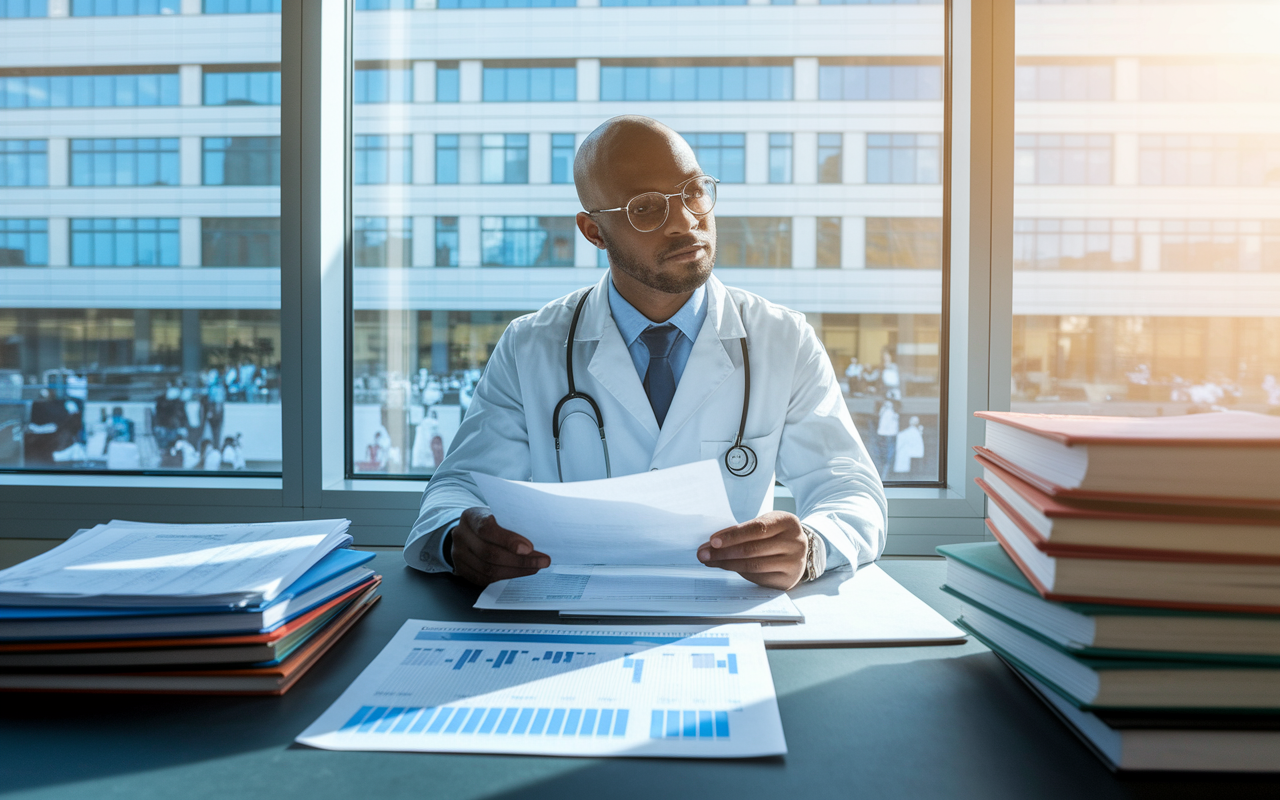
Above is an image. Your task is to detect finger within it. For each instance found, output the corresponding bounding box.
[699,534,797,563]
[472,515,538,556]
[459,533,550,571]
[707,517,780,550]
[703,554,798,577]
[454,555,543,588]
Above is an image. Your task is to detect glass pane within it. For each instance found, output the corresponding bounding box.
[1012,4,1280,420]
[1,7,282,473]
[351,5,946,484]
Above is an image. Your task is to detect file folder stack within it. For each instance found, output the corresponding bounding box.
[942,410,1280,772]
[0,519,381,695]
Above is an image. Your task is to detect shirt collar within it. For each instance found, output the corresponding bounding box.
[607,276,707,347]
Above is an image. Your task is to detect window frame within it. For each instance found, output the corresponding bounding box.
[0,0,1011,556]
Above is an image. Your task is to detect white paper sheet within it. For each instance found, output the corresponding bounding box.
[295,620,787,758]
[477,566,804,621]
[471,461,737,567]
[0,519,352,608]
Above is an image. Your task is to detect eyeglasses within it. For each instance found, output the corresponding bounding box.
[587,175,719,233]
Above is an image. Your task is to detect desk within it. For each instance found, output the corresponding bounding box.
[0,553,1276,800]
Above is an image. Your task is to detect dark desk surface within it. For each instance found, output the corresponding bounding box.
[1,553,1276,800]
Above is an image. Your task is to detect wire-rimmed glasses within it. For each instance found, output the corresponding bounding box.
[587,175,719,233]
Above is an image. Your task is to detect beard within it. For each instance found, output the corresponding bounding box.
[599,222,716,295]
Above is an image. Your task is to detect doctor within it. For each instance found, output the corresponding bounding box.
[405,115,887,589]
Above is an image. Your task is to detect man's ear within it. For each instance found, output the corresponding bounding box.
[576,211,607,250]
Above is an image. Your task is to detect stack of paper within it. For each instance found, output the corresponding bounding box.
[0,520,381,694]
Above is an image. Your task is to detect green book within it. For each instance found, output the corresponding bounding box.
[938,542,1280,662]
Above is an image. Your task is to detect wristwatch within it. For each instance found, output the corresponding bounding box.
[800,524,821,583]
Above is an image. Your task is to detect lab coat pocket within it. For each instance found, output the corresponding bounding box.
[701,432,780,522]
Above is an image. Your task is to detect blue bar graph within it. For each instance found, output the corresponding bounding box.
[392,708,422,733]
[727,654,738,674]
[512,708,534,734]
[340,706,373,732]
[648,710,732,739]
[415,631,731,646]
[453,650,473,670]
[530,708,550,735]
[552,652,563,664]
[491,649,508,669]
[478,708,501,734]
[613,709,629,737]
[631,659,644,683]
[650,710,664,739]
[683,711,697,738]
[547,708,566,735]
[698,710,713,738]
[444,709,470,733]
[622,657,633,668]
[665,710,680,738]
[352,706,639,739]
[579,709,598,737]
[596,709,614,736]
[375,707,407,732]
[461,708,486,734]
[408,708,437,733]
[427,709,453,733]
[495,708,519,734]
[715,711,729,737]
[357,707,389,733]
[564,709,582,736]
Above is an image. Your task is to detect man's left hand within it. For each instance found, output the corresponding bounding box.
[697,511,806,590]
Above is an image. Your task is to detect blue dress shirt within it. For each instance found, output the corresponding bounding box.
[607,277,708,389]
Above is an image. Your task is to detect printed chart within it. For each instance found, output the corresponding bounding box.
[296,621,786,758]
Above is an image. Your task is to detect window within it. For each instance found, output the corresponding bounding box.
[356,0,413,8]
[203,137,281,186]
[1140,62,1280,103]
[820,0,942,4]
[353,217,412,268]
[354,135,413,185]
[600,63,792,102]
[71,138,179,186]
[481,217,575,267]
[481,134,528,184]
[203,0,280,12]
[435,135,459,184]
[1159,220,1275,273]
[867,134,941,184]
[551,134,575,184]
[1014,134,1111,185]
[1015,62,1113,101]
[715,218,791,268]
[70,218,179,267]
[436,63,460,103]
[2,0,47,16]
[817,133,842,184]
[435,217,459,267]
[1,140,47,186]
[0,219,48,266]
[681,133,745,184]
[866,218,943,270]
[482,65,575,102]
[201,218,281,267]
[439,0,573,6]
[71,0,179,14]
[1,71,180,108]
[601,0,745,5]
[1139,135,1280,187]
[204,69,281,106]
[1013,219,1138,271]
[768,133,792,184]
[816,217,841,269]
[354,65,413,104]
[818,62,943,101]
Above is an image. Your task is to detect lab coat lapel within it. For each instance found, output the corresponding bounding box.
[581,277,662,443]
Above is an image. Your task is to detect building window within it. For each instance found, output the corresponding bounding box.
[816,217,841,269]
[1014,133,1112,185]
[2,0,47,16]
[203,137,281,185]
[866,218,943,269]
[0,71,180,108]
[71,0,179,15]
[716,217,791,268]
[601,0,744,5]
[201,218,280,267]
[817,133,843,184]
[1160,220,1276,272]
[482,65,576,102]
[436,134,459,184]
[599,63,792,101]
[551,134,575,184]
[1015,62,1112,101]
[0,219,48,266]
[435,217,459,267]
[203,69,281,106]
[0,140,47,186]
[481,217,575,267]
[354,65,413,104]
[820,0,942,4]
[681,133,745,184]
[1013,219,1138,271]
[71,138,179,186]
[436,62,460,103]
[818,62,943,101]
[1140,62,1280,103]
[355,0,413,8]
[439,0,572,6]
[203,0,280,12]
[768,133,793,184]
[70,218,179,267]
[1139,135,1280,187]
[353,217,412,268]
[354,135,412,185]
[481,134,528,184]
[867,133,941,184]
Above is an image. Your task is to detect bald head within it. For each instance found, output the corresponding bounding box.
[574,116,702,212]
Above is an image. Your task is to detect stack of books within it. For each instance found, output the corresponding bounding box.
[0,519,381,695]
[941,410,1280,772]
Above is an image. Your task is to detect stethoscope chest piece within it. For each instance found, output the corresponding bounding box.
[725,443,756,477]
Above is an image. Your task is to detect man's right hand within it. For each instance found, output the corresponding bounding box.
[450,507,551,587]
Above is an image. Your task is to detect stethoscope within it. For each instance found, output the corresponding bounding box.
[552,287,757,482]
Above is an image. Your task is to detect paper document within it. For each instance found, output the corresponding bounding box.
[0,519,352,609]
[296,620,787,758]
[471,461,737,567]
[477,566,803,621]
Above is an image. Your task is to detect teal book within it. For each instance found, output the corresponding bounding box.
[938,542,1280,661]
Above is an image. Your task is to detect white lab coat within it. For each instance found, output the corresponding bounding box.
[404,273,887,573]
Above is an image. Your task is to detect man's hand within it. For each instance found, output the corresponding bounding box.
[450,507,550,587]
[696,510,806,590]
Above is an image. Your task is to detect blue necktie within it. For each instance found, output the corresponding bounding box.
[639,324,680,427]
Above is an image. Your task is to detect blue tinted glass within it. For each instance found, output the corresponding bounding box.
[744,67,768,101]
[771,67,791,99]
[482,69,503,101]
[695,66,718,100]
[553,68,575,100]
[649,67,673,101]
[437,68,459,102]
[527,69,548,101]
[673,67,696,101]
[867,66,892,99]
[918,65,942,100]
[721,67,745,100]
[623,67,646,101]
[600,67,622,101]
[818,66,840,100]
